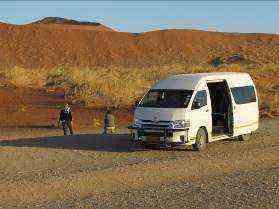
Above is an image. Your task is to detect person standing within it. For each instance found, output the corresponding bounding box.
[103,108,115,134]
[58,104,74,136]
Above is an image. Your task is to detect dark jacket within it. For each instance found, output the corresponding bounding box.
[59,109,72,122]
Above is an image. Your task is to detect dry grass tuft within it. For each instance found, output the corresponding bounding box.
[3,66,47,89]
[1,64,278,115]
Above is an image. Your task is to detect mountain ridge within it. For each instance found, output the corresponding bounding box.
[0,17,278,69]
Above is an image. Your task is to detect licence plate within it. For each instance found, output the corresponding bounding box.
[146,136,160,142]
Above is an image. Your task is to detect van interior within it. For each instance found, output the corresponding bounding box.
[207,81,232,136]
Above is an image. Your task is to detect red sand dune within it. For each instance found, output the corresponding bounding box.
[0,17,279,69]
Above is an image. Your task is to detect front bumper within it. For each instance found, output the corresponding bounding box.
[128,125,190,148]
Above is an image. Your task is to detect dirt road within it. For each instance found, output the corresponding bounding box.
[0,118,278,209]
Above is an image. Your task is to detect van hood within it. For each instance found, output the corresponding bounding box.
[134,107,188,122]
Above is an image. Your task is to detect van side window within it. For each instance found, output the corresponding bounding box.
[192,90,207,109]
[231,86,256,104]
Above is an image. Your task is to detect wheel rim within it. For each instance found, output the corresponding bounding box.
[197,130,206,148]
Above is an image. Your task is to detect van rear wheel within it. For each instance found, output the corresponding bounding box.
[239,133,251,141]
[193,128,207,151]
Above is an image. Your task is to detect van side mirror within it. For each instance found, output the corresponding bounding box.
[192,101,201,109]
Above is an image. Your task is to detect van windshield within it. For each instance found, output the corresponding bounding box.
[139,89,193,108]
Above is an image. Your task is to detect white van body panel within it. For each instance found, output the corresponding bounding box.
[152,74,201,90]
[132,72,259,146]
[233,102,259,136]
[186,80,212,141]
[228,77,259,136]
[135,108,188,122]
[153,72,253,90]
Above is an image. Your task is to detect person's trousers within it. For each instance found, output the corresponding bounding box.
[62,121,74,135]
[104,126,115,134]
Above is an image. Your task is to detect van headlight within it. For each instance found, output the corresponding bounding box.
[134,118,142,128]
[170,120,190,129]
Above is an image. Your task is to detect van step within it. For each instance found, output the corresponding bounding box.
[211,134,230,141]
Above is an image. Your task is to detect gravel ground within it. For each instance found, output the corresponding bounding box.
[0,118,278,209]
[95,167,279,209]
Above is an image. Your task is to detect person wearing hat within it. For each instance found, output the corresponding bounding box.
[58,104,74,135]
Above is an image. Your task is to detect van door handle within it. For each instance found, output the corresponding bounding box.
[205,109,209,112]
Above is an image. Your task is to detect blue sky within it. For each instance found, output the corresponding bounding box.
[0,1,278,33]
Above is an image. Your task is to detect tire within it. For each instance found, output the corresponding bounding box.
[238,133,251,141]
[192,128,208,151]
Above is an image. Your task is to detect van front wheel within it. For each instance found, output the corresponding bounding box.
[193,128,207,151]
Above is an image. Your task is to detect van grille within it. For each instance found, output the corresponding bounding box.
[141,120,171,130]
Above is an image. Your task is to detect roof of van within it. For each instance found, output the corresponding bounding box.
[152,72,253,90]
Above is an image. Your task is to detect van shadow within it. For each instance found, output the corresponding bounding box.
[0,134,136,152]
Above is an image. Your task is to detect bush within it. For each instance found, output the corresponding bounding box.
[4,67,46,88]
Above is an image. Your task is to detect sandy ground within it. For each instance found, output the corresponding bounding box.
[0,118,278,209]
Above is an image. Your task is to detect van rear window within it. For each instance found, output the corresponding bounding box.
[231,86,256,104]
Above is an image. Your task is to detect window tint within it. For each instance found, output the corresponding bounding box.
[192,90,207,109]
[231,86,256,104]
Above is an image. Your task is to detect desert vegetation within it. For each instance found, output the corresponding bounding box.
[1,63,278,115]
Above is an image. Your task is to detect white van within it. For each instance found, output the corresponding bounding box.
[129,72,259,150]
